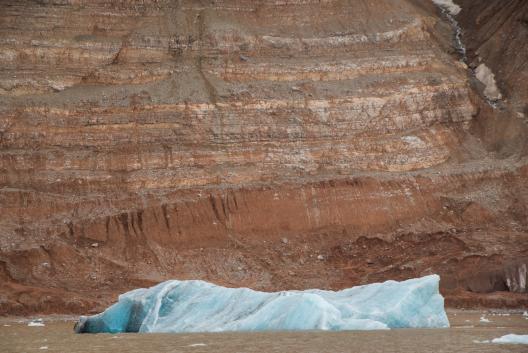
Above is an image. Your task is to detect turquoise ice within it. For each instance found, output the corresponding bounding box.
[75,275,449,333]
[492,334,528,345]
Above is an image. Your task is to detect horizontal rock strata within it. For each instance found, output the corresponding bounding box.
[0,0,527,314]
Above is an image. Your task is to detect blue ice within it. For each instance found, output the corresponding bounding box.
[492,334,528,345]
[75,275,449,333]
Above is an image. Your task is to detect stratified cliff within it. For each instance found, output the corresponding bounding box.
[0,0,527,315]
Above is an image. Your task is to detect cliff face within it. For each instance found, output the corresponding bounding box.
[457,0,527,112]
[1,0,527,315]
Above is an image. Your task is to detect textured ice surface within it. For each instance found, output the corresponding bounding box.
[76,275,449,333]
[492,334,528,345]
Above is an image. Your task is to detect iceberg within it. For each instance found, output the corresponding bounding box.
[75,275,449,333]
[492,334,528,345]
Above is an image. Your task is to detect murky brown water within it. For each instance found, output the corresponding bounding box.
[1,311,527,353]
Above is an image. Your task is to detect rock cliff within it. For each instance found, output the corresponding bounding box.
[0,0,527,314]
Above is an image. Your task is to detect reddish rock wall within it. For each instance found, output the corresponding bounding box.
[0,0,527,314]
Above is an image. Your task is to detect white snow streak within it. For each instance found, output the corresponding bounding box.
[432,0,461,16]
[475,64,502,101]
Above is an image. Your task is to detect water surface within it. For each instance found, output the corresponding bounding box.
[2,311,527,353]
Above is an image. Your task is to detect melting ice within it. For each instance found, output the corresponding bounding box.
[492,334,528,345]
[75,275,449,333]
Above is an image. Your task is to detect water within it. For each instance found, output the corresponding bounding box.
[2,311,527,353]
[438,7,467,62]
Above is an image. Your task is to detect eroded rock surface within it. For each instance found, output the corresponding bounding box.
[0,0,527,315]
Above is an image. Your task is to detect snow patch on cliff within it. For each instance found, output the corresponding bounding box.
[402,136,426,149]
[475,64,502,101]
[432,0,461,16]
